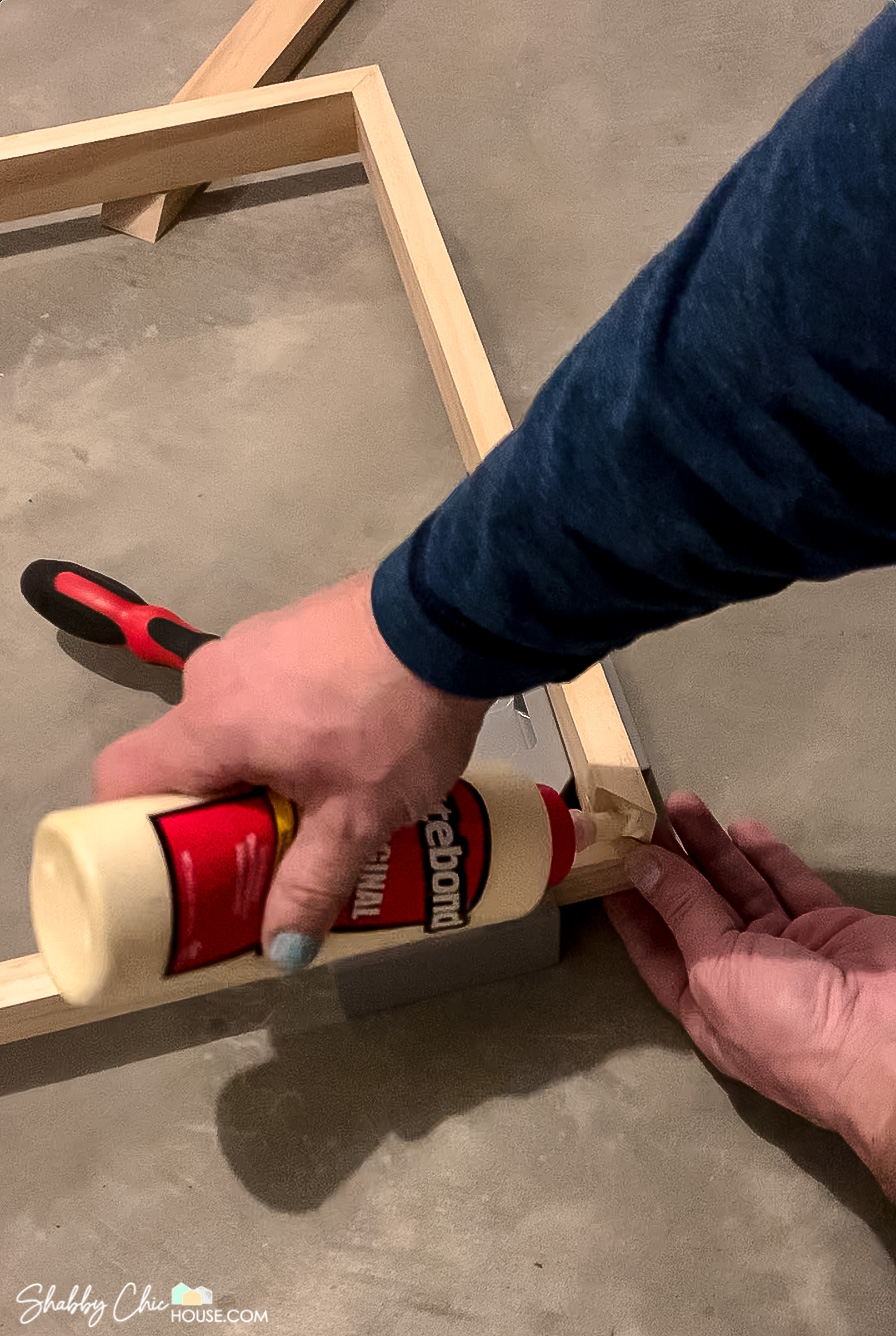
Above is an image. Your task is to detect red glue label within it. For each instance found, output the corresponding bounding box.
[153,780,492,977]
[153,789,288,975]
[332,781,491,934]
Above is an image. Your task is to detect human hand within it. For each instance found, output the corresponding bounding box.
[606,793,896,1200]
[93,572,490,968]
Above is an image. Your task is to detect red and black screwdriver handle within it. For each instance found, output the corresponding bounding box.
[20,560,219,672]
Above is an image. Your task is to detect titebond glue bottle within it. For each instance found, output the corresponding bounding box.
[30,762,596,1009]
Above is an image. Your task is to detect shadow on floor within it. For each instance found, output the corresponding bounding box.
[212,900,896,1261]
[187,160,368,224]
[0,161,369,259]
[56,630,184,704]
[0,213,103,257]
[697,863,896,1262]
[214,901,689,1213]
[821,866,896,917]
[717,1070,896,1262]
[2,900,893,1255]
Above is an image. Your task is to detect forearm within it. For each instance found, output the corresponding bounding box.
[374,9,896,697]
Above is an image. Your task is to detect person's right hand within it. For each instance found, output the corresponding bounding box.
[607,793,896,1200]
[92,572,491,969]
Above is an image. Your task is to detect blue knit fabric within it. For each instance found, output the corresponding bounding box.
[373,10,896,698]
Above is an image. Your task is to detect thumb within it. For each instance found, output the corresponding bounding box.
[93,707,233,802]
[262,799,381,970]
[624,844,740,971]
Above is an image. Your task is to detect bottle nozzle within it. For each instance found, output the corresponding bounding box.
[570,810,598,853]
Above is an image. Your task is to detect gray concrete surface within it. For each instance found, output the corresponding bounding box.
[1,0,895,1330]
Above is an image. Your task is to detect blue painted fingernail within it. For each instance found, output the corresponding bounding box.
[270,932,321,972]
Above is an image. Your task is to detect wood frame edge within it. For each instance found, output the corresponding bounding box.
[0,69,653,1043]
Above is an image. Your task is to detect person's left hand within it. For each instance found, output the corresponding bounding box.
[606,792,896,1198]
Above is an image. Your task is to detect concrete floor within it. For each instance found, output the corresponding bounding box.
[2,0,895,1330]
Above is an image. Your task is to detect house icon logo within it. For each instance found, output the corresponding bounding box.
[171,1284,214,1306]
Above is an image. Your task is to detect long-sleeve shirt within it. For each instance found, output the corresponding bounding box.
[371,7,896,699]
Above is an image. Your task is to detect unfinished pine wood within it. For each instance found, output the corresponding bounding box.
[0,70,368,224]
[0,68,653,1042]
[353,70,514,471]
[0,954,281,1045]
[548,679,653,903]
[102,0,353,241]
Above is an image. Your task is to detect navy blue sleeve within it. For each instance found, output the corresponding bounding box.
[373,9,896,699]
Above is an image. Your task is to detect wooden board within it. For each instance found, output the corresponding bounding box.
[0,67,654,1042]
[101,0,353,241]
[353,73,514,473]
[0,71,366,223]
[0,954,281,1046]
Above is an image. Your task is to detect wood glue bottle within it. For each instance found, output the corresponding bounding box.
[29,762,597,1009]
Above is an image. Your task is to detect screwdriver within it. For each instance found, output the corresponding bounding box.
[20,559,218,671]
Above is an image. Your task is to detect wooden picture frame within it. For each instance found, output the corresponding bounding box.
[0,66,655,1042]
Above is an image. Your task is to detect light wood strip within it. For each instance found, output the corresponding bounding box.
[101,0,354,241]
[0,70,371,223]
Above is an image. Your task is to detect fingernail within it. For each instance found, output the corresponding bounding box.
[624,847,661,892]
[269,932,321,972]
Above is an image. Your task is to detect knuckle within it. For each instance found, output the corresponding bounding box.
[661,883,699,927]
